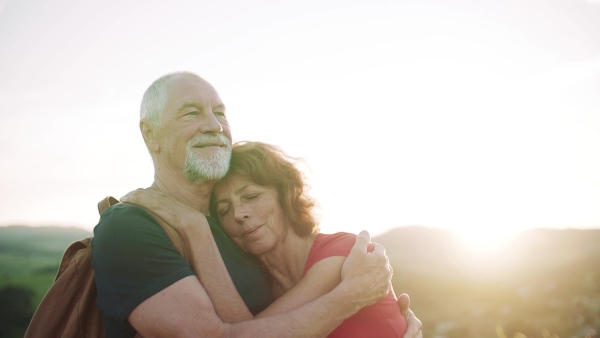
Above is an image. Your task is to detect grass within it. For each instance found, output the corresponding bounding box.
[0,250,64,304]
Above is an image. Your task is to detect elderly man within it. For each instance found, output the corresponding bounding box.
[92,71,422,337]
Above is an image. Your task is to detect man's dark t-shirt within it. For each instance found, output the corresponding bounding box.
[92,204,274,337]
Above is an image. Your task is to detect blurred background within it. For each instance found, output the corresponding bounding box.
[0,0,599,337]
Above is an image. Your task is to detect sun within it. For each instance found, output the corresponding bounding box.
[453,228,516,253]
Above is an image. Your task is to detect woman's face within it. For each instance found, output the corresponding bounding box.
[213,174,289,256]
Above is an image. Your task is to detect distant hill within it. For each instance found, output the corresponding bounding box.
[374,226,600,276]
[373,227,600,338]
[0,225,92,256]
[0,225,598,338]
[0,226,92,300]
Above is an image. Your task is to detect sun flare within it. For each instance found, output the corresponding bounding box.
[454,228,517,253]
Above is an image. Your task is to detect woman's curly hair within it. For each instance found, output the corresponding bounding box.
[211,141,318,236]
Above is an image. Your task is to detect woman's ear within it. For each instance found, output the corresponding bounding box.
[140,120,160,152]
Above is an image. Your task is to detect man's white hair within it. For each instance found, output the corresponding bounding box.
[140,71,202,126]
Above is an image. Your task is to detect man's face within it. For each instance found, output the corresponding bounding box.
[157,75,233,182]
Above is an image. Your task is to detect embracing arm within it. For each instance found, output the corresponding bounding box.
[123,189,353,325]
[182,218,254,321]
[258,256,344,317]
[121,189,422,336]
[128,230,392,337]
[165,225,423,337]
[121,189,253,323]
[181,226,423,337]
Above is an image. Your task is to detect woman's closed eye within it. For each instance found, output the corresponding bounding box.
[218,205,231,217]
[242,193,260,201]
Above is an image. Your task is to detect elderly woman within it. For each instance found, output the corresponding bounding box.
[122,141,419,337]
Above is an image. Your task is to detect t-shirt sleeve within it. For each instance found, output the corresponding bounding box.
[304,232,357,275]
[92,204,194,323]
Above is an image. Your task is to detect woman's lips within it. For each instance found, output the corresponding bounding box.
[243,225,263,237]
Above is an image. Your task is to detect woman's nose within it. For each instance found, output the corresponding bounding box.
[233,205,250,223]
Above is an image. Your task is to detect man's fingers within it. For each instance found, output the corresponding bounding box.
[403,325,421,337]
[353,230,371,251]
[352,231,388,255]
[402,309,423,338]
[371,241,386,254]
[398,293,410,312]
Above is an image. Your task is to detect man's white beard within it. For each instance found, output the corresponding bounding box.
[184,134,232,183]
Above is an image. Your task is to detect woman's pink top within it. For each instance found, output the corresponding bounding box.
[303,232,407,338]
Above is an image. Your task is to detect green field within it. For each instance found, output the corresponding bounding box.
[0,225,92,338]
[0,254,61,305]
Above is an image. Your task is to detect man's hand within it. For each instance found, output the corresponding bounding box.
[340,230,392,309]
[398,293,423,338]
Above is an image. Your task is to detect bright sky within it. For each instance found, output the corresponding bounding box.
[1,0,599,249]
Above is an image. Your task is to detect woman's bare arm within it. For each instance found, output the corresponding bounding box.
[121,188,253,322]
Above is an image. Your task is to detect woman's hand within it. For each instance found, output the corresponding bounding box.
[120,188,206,235]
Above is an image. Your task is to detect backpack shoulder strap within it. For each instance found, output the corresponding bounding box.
[98,195,119,214]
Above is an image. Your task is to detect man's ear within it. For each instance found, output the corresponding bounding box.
[140,120,160,152]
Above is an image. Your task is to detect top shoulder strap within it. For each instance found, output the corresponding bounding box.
[98,196,120,214]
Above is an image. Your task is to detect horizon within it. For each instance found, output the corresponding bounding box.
[2,222,599,253]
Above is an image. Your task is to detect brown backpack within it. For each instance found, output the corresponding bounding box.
[24,196,190,338]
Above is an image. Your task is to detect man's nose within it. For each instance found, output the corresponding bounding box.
[198,109,223,134]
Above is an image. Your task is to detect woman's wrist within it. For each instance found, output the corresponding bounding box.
[179,213,212,244]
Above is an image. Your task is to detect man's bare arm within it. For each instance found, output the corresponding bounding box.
[128,231,392,337]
